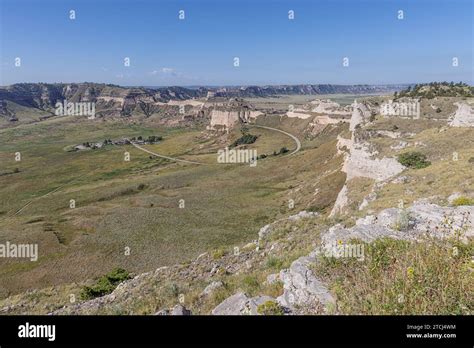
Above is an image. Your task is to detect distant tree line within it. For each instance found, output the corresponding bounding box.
[395,82,473,99]
[230,133,258,148]
[130,135,163,143]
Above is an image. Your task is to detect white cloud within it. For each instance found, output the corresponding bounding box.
[149,68,175,76]
[148,67,200,82]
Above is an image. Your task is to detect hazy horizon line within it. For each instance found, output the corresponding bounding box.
[3,81,473,89]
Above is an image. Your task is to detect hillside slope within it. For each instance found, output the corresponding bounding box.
[0,84,472,315]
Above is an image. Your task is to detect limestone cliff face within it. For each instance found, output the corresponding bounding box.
[310,99,352,116]
[211,110,240,129]
[449,102,474,127]
[208,109,262,132]
[330,96,474,217]
[209,110,240,131]
[285,99,351,121]
[206,99,263,132]
[0,83,405,124]
[0,83,209,120]
[330,101,405,217]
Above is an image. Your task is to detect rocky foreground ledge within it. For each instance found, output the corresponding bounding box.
[44,201,472,316]
[212,200,472,315]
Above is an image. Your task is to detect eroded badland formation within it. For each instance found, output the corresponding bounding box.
[0,82,473,315]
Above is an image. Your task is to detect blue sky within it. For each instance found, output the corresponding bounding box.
[0,0,472,86]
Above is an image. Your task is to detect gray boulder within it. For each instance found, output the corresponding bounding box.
[277,254,335,312]
[212,292,249,315]
[171,304,191,315]
[211,292,274,315]
[154,309,170,315]
[200,281,224,297]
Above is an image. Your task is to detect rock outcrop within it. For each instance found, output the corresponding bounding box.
[0,83,407,125]
[207,99,262,132]
[344,103,383,180]
[449,102,474,127]
[200,281,224,297]
[268,201,473,314]
[211,292,274,315]
[276,252,335,313]
[171,304,192,315]
[257,211,319,242]
[330,101,405,216]
[343,141,405,182]
[310,99,351,116]
[2,199,469,316]
[0,83,210,120]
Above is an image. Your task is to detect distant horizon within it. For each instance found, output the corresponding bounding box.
[1,0,472,86]
[3,81,473,89]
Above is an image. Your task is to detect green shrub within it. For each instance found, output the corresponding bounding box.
[80,268,131,300]
[452,196,474,206]
[147,135,162,143]
[230,133,258,148]
[397,151,431,169]
[272,147,290,156]
[257,300,284,315]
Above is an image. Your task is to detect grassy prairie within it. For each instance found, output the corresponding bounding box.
[0,114,342,298]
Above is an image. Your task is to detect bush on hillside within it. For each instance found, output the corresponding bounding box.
[147,135,162,143]
[80,268,131,300]
[397,151,431,169]
[257,300,285,315]
[272,147,290,156]
[230,133,258,147]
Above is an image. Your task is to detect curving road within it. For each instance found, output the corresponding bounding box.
[129,141,206,165]
[7,126,301,217]
[129,124,301,164]
[249,124,301,156]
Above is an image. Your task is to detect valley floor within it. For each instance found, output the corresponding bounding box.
[0,115,341,299]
